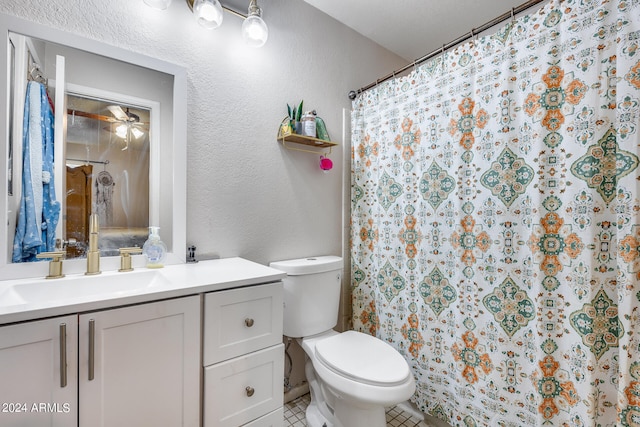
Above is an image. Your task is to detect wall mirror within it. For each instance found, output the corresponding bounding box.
[0,13,187,280]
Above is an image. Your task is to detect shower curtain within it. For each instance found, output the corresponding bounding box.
[350,1,640,426]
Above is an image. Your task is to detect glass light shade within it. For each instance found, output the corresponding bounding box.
[242,15,268,47]
[115,124,128,139]
[193,0,223,29]
[143,0,172,10]
[131,127,145,139]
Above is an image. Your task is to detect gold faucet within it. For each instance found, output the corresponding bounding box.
[85,213,101,275]
[118,247,143,272]
[36,251,66,279]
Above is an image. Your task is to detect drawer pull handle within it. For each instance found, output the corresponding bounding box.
[244,318,254,327]
[245,386,255,397]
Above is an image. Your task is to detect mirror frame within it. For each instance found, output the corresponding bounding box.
[0,13,187,280]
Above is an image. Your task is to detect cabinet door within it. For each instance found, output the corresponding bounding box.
[0,315,78,427]
[79,296,200,427]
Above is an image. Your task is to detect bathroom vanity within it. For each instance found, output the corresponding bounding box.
[0,258,285,427]
[0,13,286,426]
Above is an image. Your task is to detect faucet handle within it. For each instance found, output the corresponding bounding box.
[36,251,66,279]
[118,247,143,272]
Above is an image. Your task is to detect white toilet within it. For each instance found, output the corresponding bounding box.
[270,256,415,427]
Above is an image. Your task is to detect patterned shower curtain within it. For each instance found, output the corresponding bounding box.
[350,0,640,425]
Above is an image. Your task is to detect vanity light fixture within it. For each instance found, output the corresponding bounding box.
[192,0,224,29]
[242,0,268,47]
[144,0,268,47]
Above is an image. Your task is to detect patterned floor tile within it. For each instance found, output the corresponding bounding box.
[284,394,431,427]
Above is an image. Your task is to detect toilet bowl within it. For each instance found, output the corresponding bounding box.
[270,256,416,427]
[302,330,415,427]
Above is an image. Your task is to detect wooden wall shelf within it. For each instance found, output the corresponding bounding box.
[280,134,337,148]
[278,133,337,155]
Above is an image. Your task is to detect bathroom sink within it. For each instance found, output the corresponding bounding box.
[0,270,171,307]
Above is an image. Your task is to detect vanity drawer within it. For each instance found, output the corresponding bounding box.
[204,282,283,365]
[203,344,284,427]
[242,407,283,426]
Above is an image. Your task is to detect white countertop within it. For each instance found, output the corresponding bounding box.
[0,258,286,325]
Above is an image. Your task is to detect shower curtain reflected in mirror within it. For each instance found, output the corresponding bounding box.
[350,1,640,425]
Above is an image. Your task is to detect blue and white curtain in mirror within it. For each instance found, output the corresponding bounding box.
[351,0,640,425]
[12,81,59,262]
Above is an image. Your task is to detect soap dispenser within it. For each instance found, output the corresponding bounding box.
[142,226,167,268]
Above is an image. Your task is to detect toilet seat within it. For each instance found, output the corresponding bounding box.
[314,330,411,387]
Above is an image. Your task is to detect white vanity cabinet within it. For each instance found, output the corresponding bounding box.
[0,315,78,427]
[0,296,200,427]
[0,258,287,427]
[203,282,284,427]
[78,296,200,427]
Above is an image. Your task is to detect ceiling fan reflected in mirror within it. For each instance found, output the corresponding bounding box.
[66,103,149,151]
[107,105,146,150]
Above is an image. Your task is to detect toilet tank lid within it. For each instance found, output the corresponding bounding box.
[269,256,343,275]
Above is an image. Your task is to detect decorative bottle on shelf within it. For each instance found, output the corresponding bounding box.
[142,226,167,268]
[301,111,317,137]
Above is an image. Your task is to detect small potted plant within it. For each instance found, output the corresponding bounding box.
[287,100,303,134]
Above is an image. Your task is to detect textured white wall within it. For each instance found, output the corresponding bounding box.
[1,0,404,265]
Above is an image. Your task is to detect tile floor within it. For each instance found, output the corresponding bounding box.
[284,394,428,427]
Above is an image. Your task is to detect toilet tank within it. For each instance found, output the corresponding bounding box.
[269,256,343,338]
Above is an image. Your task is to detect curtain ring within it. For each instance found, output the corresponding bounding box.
[511,7,516,23]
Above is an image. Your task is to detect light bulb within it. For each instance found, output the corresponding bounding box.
[242,15,268,47]
[193,0,223,29]
[143,0,172,10]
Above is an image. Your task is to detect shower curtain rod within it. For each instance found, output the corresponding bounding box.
[347,0,547,100]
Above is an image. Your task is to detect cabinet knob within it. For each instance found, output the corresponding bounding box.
[245,386,255,397]
[244,318,254,327]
